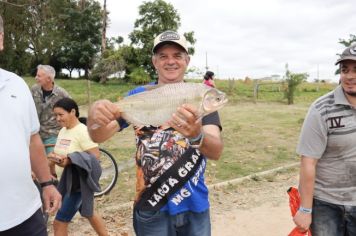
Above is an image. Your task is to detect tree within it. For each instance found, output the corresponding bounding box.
[0,0,102,77]
[57,0,102,78]
[0,0,34,75]
[336,34,356,75]
[128,67,151,84]
[128,0,196,79]
[284,64,308,105]
[90,49,126,82]
[339,34,356,47]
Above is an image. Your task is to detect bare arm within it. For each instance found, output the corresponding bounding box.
[199,124,223,160]
[30,133,62,214]
[87,99,121,143]
[86,147,100,159]
[52,147,101,167]
[30,133,52,182]
[293,156,318,232]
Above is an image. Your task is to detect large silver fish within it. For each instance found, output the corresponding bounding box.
[117,82,228,126]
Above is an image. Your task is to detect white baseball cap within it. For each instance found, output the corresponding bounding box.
[152,30,188,53]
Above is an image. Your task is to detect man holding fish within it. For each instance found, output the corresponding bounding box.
[88,30,226,236]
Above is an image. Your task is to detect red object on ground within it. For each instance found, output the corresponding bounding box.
[287,187,312,236]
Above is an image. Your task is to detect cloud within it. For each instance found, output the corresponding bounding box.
[103,0,356,81]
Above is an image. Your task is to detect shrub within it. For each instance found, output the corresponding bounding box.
[128,67,151,84]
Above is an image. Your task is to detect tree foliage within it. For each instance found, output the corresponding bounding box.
[90,49,125,82]
[339,34,356,47]
[128,67,151,84]
[128,0,196,79]
[56,0,102,78]
[0,0,33,75]
[284,64,308,105]
[0,0,102,77]
[336,34,356,75]
[0,0,195,82]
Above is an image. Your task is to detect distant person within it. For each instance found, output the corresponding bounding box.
[203,71,215,88]
[31,64,70,176]
[50,98,108,236]
[87,30,224,236]
[293,44,356,235]
[0,15,61,236]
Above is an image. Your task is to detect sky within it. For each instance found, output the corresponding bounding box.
[102,0,356,82]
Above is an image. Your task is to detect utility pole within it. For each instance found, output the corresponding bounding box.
[100,0,108,83]
[316,64,320,91]
[101,0,107,54]
[205,52,209,72]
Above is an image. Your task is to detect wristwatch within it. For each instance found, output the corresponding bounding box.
[189,132,204,148]
[40,179,57,188]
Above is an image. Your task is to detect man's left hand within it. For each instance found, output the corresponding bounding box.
[168,104,202,139]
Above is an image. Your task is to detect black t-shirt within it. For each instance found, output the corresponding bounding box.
[132,111,221,185]
[42,88,53,102]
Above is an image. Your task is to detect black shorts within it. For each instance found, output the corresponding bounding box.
[0,208,47,236]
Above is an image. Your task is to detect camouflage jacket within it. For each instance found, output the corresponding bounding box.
[31,84,70,139]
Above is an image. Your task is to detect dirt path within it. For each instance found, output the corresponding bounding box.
[210,168,298,236]
[48,168,299,236]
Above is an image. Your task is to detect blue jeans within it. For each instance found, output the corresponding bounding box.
[55,192,82,222]
[133,209,211,236]
[312,198,356,236]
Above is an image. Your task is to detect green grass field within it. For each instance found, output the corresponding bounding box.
[24,77,337,203]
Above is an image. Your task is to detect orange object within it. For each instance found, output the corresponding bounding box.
[287,187,312,236]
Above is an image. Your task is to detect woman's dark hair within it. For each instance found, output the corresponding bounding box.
[53,98,79,117]
[204,71,214,80]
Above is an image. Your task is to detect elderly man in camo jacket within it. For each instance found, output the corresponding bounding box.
[31,65,70,160]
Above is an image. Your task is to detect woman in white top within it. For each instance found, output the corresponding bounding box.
[49,98,108,236]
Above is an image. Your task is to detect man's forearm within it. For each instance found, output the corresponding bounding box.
[299,156,317,209]
[29,133,52,182]
[199,125,223,160]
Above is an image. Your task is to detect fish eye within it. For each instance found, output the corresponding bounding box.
[216,97,221,102]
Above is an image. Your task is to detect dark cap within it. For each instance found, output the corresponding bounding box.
[152,30,188,53]
[335,44,356,65]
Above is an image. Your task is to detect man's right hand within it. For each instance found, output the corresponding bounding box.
[293,210,312,233]
[88,99,121,129]
[87,99,121,143]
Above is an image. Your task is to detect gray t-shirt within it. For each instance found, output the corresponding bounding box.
[297,85,356,205]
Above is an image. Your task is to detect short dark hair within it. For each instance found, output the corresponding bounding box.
[53,98,79,117]
[204,71,214,80]
[0,15,3,33]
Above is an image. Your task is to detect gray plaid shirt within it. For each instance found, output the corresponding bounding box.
[31,83,70,139]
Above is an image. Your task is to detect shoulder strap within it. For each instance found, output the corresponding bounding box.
[135,147,203,211]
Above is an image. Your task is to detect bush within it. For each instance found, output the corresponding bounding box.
[284,72,308,104]
[128,68,151,84]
